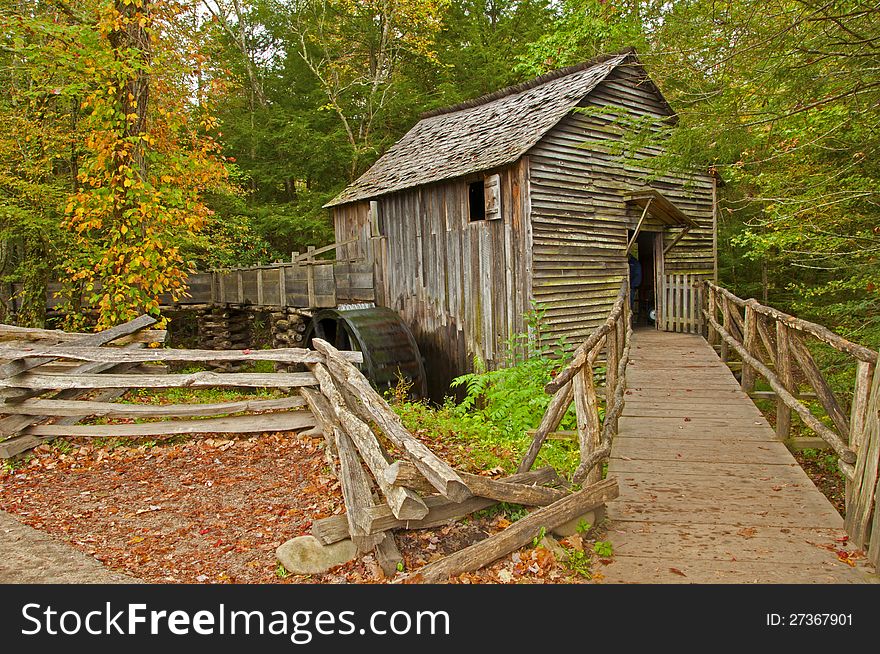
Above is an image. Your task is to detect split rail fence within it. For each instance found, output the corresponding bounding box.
[0,314,622,582]
[705,282,880,566]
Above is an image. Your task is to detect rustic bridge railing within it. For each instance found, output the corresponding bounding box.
[704,281,880,565]
[519,278,633,484]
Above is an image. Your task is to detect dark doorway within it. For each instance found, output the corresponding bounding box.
[628,231,658,327]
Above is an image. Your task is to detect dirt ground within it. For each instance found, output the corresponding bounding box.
[0,431,602,584]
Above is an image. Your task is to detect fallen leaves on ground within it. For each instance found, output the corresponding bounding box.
[0,432,604,585]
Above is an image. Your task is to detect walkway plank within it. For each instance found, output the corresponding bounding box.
[601,330,872,583]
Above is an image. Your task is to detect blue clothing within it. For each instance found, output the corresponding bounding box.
[628,255,642,288]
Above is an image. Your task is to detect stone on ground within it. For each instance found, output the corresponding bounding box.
[551,505,605,538]
[276,535,357,574]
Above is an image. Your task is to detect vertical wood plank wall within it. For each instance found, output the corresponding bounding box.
[333,162,530,398]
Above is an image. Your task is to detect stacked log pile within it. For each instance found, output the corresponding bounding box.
[197,308,254,361]
[270,310,309,371]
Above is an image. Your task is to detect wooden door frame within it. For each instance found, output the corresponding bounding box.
[653,231,665,330]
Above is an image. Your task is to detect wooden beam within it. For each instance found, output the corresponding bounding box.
[311,468,559,544]
[0,345,363,365]
[375,532,403,577]
[789,333,850,437]
[749,390,817,401]
[22,409,316,438]
[0,314,156,378]
[755,314,777,367]
[0,396,304,418]
[844,364,880,548]
[292,238,358,263]
[741,304,757,393]
[706,311,855,465]
[383,461,567,506]
[849,361,875,451]
[707,283,877,364]
[299,386,339,470]
[402,478,619,583]
[662,226,691,255]
[0,370,318,390]
[572,338,604,485]
[312,363,428,521]
[0,342,148,438]
[776,322,794,441]
[312,338,471,503]
[335,427,384,553]
[625,197,652,255]
[517,380,573,473]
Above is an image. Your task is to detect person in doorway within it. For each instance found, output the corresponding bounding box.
[628,253,642,314]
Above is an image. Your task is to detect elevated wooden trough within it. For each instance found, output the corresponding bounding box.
[11,244,375,315]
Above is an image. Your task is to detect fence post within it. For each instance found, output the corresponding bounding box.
[707,284,718,345]
[573,361,601,486]
[306,245,316,307]
[846,360,876,515]
[843,362,880,554]
[850,361,876,452]
[775,321,794,440]
[720,295,731,363]
[605,319,618,408]
[741,304,757,393]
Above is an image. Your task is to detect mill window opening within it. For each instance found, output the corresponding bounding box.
[468,180,486,222]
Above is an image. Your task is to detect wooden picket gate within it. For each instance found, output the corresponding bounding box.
[659,273,705,334]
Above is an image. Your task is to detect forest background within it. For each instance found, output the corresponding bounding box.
[0,0,877,351]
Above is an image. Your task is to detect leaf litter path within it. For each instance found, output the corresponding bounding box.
[599,329,874,583]
[0,433,347,584]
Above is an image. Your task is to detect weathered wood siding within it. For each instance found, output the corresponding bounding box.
[333,162,531,398]
[527,63,715,348]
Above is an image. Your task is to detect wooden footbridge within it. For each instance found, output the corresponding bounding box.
[604,329,869,582]
[1,273,878,583]
[521,279,879,583]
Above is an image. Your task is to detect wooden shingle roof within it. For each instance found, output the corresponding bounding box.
[326,50,647,207]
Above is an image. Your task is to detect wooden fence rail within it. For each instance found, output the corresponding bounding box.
[1,316,620,581]
[0,317,370,456]
[705,282,880,566]
[519,278,633,484]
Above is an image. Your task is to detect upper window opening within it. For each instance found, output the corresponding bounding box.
[468,180,486,222]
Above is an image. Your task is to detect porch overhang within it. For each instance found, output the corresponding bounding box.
[624,190,698,255]
[623,190,698,229]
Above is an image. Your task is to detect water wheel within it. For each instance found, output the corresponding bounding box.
[304,307,427,398]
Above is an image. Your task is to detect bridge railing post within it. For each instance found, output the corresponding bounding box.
[720,294,731,363]
[706,283,718,345]
[741,304,757,393]
[573,339,603,486]
[775,321,793,441]
[844,361,880,564]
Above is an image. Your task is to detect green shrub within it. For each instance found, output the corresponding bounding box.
[391,305,595,477]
